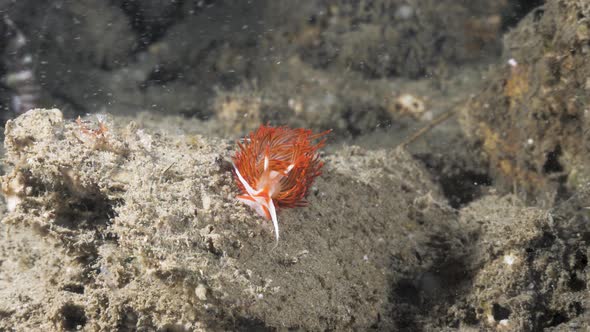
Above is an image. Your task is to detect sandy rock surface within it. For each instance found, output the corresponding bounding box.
[0,109,462,330]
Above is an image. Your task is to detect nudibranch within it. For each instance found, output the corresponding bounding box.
[232,125,330,242]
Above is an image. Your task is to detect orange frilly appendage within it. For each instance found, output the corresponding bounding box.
[231,125,330,242]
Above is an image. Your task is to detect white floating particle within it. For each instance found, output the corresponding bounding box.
[508,58,518,67]
[503,254,516,266]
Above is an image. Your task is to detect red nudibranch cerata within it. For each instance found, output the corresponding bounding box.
[231,125,330,242]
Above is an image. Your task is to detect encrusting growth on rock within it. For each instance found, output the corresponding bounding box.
[231,125,330,242]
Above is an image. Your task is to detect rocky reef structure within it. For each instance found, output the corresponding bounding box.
[289,0,509,79]
[461,0,590,199]
[0,0,511,134]
[0,109,464,330]
[1,109,587,330]
[1,0,589,330]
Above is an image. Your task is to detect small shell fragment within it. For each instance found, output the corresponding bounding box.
[390,93,426,119]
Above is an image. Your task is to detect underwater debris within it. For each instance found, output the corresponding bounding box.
[391,93,427,120]
[231,125,330,242]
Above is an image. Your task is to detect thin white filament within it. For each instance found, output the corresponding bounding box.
[232,162,257,197]
[268,198,279,243]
